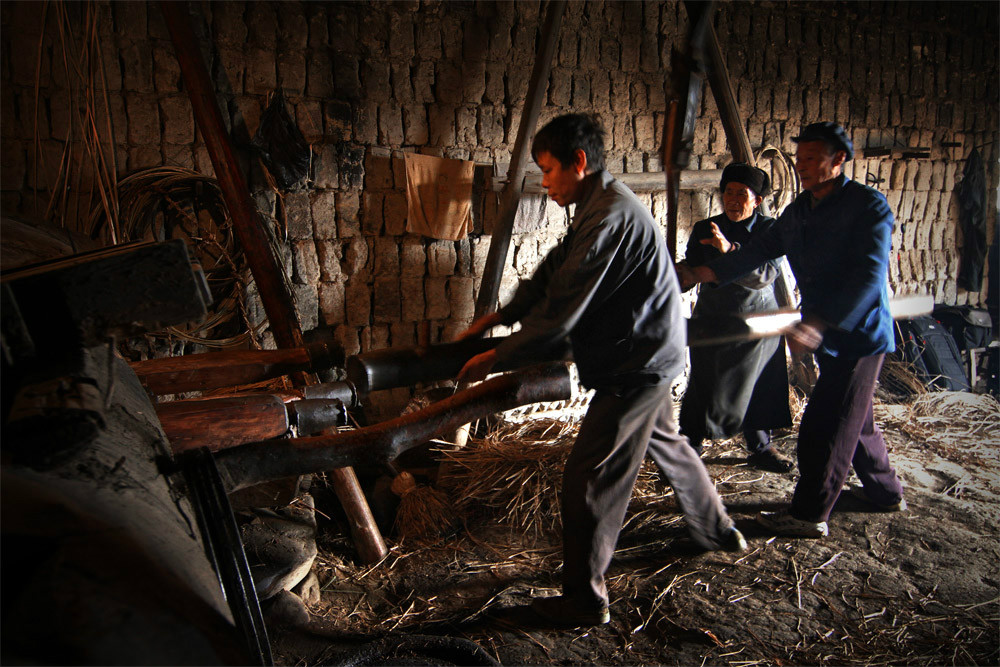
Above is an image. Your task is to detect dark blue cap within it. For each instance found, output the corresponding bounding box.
[792,121,854,160]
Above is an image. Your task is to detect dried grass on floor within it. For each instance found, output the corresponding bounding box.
[877,391,1000,475]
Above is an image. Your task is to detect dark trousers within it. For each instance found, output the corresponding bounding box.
[791,353,904,523]
[743,429,771,454]
[562,384,734,608]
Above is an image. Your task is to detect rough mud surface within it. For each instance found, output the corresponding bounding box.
[271,394,1000,666]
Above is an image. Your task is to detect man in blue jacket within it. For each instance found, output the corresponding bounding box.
[679,122,906,538]
[458,114,745,627]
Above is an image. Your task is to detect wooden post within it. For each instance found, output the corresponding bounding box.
[474,0,566,319]
[703,24,754,165]
[160,1,387,564]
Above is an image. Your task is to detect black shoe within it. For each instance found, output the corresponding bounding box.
[747,448,794,473]
[845,485,907,512]
[530,595,610,627]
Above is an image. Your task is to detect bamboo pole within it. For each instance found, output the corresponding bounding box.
[474,0,566,319]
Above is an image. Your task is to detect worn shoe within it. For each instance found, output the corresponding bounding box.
[530,595,610,627]
[845,485,907,512]
[756,510,828,538]
[747,448,794,473]
[721,527,748,552]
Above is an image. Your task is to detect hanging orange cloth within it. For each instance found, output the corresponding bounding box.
[404,152,474,241]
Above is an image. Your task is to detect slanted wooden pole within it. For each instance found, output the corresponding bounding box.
[474,0,566,319]
[160,1,387,564]
[703,22,795,308]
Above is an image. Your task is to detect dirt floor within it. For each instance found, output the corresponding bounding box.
[271,390,1000,667]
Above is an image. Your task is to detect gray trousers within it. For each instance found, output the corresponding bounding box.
[561,383,735,608]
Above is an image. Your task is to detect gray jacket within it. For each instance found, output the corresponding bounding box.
[493,170,686,389]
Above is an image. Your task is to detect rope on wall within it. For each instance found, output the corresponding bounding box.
[86,166,286,352]
[754,145,800,215]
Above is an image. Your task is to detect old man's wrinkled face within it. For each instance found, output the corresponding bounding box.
[722,182,762,223]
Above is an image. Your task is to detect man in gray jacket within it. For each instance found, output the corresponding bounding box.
[457,114,744,628]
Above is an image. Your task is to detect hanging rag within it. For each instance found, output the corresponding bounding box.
[250,90,311,190]
[404,153,474,241]
[956,148,987,291]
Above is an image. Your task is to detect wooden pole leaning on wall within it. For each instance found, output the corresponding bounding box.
[702,21,796,310]
[474,0,567,319]
[160,1,387,564]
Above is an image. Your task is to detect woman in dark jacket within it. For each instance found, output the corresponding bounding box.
[679,163,793,472]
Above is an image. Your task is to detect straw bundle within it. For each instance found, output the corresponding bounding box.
[439,419,576,538]
[391,472,458,544]
[877,355,930,400]
[438,417,678,539]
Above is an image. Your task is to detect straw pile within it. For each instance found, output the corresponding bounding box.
[438,418,574,538]
[876,391,1000,493]
[436,418,679,540]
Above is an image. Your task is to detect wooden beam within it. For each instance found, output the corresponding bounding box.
[160,1,387,564]
[474,0,566,319]
[492,169,726,194]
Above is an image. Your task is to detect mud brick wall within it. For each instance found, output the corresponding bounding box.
[1,1,997,417]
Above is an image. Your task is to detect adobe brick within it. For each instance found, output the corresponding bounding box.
[463,59,487,104]
[277,51,307,95]
[364,149,393,191]
[424,277,450,320]
[384,192,407,236]
[373,276,401,323]
[427,241,457,277]
[456,106,477,146]
[293,240,321,285]
[477,106,502,148]
[378,105,404,147]
[400,277,425,321]
[429,105,456,147]
[336,191,361,237]
[316,240,342,282]
[312,190,338,239]
[293,284,319,331]
[549,69,572,107]
[345,281,371,326]
[361,192,384,235]
[319,281,345,326]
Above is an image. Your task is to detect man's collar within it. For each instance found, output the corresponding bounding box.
[809,173,847,207]
[573,169,609,214]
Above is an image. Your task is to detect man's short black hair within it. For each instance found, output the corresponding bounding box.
[531,114,606,172]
